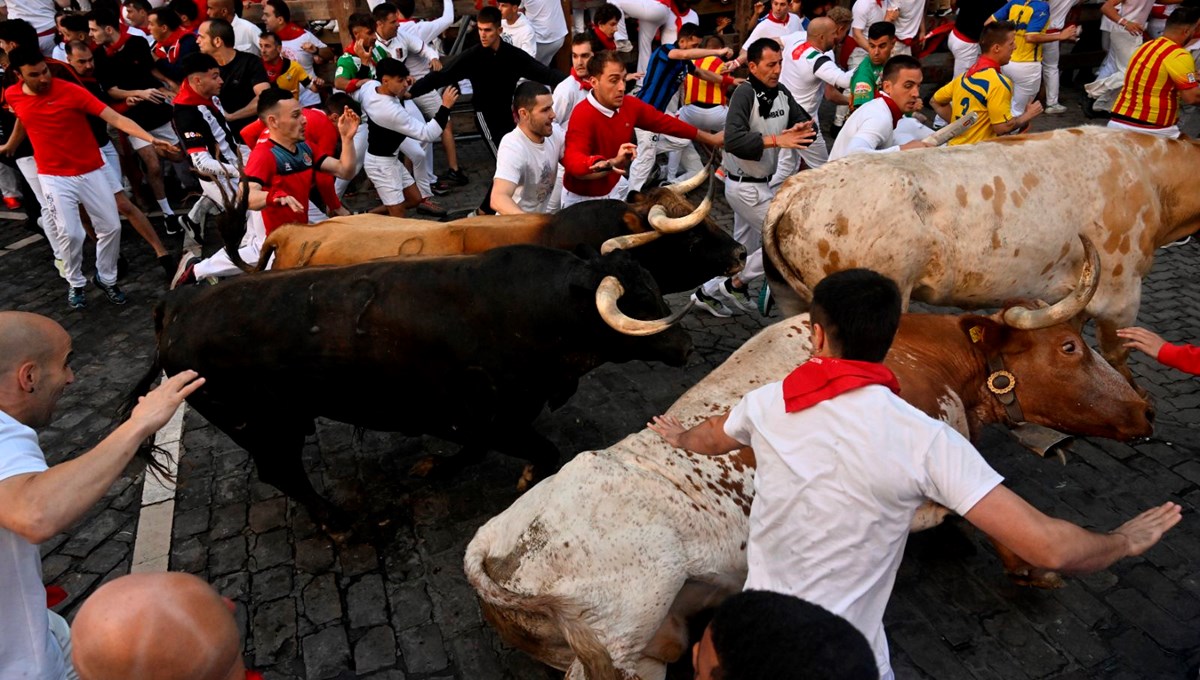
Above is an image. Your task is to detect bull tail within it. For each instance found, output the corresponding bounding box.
[464,528,620,680]
[213,178,255,273]
[115,303,177,483]
[761,194,814,315]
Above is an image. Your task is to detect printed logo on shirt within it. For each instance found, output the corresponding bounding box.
[853,82,872,95]
[1190,73,1197,84]
[765,108,786,118]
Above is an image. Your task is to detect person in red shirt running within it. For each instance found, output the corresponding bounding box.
[1118,326,1200,375]
[239,102,347,221]
[5,47,176,309]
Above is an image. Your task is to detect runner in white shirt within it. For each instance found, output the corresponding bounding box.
[851,0,899,63]
[889,0,925,54]
[8,0,61,54]
[828,54,932,160]
[1084,0,1175,114]
[729,0,802,68]
[552,34,593,128]
[498,0,538,57]
[262,0,331,107]
[206,0,260,55]
[649,269,1183,680]
[1041,0,1082,113]
[522,0,570,64]
[776,18,851,177]
[492,82,565,213]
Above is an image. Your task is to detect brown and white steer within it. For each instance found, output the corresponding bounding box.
[464,285,1152,680]
[762,126,1200,379]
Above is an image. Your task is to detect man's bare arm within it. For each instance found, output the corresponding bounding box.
[647,413,743,456]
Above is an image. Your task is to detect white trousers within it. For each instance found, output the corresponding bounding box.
[948,32,980,78]
[1041,31,1066,106]
[560,178,630,208]
[701,178,773,292]
[629,128,700,192]
[892,42,913,56]
[1086,28,1141,110]
[335,124,368,198]
[41,167,122,288]
[1002,60,1042,116]
[771,130,829,187]
[194,210,268,279]
[670,104,726,179]
[611,0,674,74]
[535,37,564,65]
[16,155,63,261]
[0,163,19,198]
[48,610,79,680]
[1107,119,1181,138]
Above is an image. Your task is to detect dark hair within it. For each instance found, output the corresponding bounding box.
[586,49,624,77]
[746,37,781,64]
[259,30,281,45]
[325,91,361,116]
[256,86,294,117]
[149,7,182,30]
[867,20,895,40]
[59,13,89,33]
[372,2,399,24]
[8,45,45,71]
[349,11,375,33]
[265,0,290,23]
[513,80,550,112]
[571,32,593,47]
[497,0,519,6]
[477,6,502,26]
[122,0,152,11]
[799,0,833,19]
[677,23,701,41]
[180,50,219,76]
[979,20,1015,52]
[169,0,198,21]
[87,9,122,30]
[593,3,621,24]
[204,17,235,45]
[1167,5,1200,26]
[375,56,409,79]
[810,269,901,362]
[394,0,416,19]
[0,19,39,48]
[66,39,92,57]
[703,35,724,49]
[881,54,921,81]
[709,591,878,680]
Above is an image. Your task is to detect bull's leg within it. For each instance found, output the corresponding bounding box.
[490,426,562,492]
[762,252,809,318]
[408,445,488,479]
[243,425,350,533]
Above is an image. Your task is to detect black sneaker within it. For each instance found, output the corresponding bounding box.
[830,123,843,140]
[431,178,453,196]
[92,275,127,305]
[157,253,176,280]
[67,286,86,309]
[439,168,469,186]
[164,214,185,235]
[171,254,200,290]
[691,287,734,318]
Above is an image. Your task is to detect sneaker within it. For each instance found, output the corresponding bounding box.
[1044,103,1068,115]
[830,123,843,140]
[92,275,127,305]
[431,178,454,196]
[615,39,634,53]
[157,253,177,280]
[758,282,774,316]
[171,254,201,290]
[711,278,757,313]
[691,288,734,318]
[1162,236,1192,249]
[417,197,448,217]
[934,7,954,16]
[439,168,469,187]
[67,286,86,309]
[164,214,185,235]
[3,196,21,210]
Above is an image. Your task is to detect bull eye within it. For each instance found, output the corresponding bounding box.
[1062,340,1077,354]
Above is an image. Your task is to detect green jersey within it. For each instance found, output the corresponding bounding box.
[850,59,884,109]
[334,43,389,82]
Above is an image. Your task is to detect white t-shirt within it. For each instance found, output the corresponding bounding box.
[7,0,56,32]
[829,95,902,160]
[232,15,261,56]
[0,409,65,680]
[522,0,569,43]
[744,13,802,48]
[1100,0,1154,31]
[780,35,853,121]
[280,29,326,107]
[552,75,588,128]
[887,0,924,40]
[681,9,699,26]
[724,381,1002,679]
[501,14,539,58]
[852,0,887,31]
[494,124,565,213]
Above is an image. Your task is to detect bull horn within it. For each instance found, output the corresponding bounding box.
[664,165,709,195]
[600,230,663,254]
[647,176,715,234]
[1002,234,1101,330]
[595,276,693,336]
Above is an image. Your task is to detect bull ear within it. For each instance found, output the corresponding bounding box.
[958,315,1007,355]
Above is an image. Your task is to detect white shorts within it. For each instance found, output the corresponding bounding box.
[364,152,416,206]
[129,123,179,151]
[99,142,123,194]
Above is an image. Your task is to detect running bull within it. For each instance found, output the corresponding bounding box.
[124,246,693,530]
[763,127,1200,380]
[464,255,1153,680]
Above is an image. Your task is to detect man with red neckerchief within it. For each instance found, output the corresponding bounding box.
[552,33,594,127]
[731,0,801,68]
[650,268,1183,680]
[148,6,199,84]
[828,54,932,160]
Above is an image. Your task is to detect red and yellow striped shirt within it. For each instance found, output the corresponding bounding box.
[1112,36,1198,128]
[683,55,727,106]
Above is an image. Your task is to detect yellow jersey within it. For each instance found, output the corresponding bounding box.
[933,62,1015,146]
[990,0,1050,63]
[270,58,311,99]
[1112,37,1198,128]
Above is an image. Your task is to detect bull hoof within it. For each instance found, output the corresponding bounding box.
[515,465,536,492]
[1006,567,1066,590]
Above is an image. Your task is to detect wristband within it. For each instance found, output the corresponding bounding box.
[347,78,361,93]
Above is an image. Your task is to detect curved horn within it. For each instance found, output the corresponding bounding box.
[600,230,663,254]
[664,164,709,195]
[1002,234,1101,330]
[595,276,693,336]
[647,176,715,234]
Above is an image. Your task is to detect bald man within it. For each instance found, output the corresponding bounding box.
[73,572,248,680]
[0,311,203,679]
[775,17,853,179]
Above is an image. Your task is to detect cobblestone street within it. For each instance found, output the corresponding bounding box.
[8,95,1200,679]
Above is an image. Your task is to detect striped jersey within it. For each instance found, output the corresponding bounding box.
[636,43,694,112]
[1111,37,1198,128]
[991,0,1050,62]
[683,55,727,106]
[932,62,1014,145]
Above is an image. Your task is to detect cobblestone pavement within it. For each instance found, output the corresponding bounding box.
[9,88,1200,679]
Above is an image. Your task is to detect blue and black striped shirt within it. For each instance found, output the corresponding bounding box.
[635,43,695,113]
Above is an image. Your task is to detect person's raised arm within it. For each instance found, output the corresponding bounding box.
[317,108,361,179]
[647,413,744,456]
[418,0,456,43]
[99,107,177,154]
[668,46,734,61]
[407,49,470,98]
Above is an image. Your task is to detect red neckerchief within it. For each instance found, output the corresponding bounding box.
[263,56,289,82]
[880,91,903,126]
[152,27,189,61]
[104,26,131,56]
[174,78,220,113]
[275,22,307,41]
[790,40,812,60]
[570,67,593,89]
[246,671,264,680]
[592,26,616,51]
[965,56,1002,78]
[766,11,789,24]
[781,356,900,413]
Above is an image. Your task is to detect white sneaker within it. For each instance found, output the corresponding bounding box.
[691,289,733,318]
[1044,104,1068,115]
[710,279,757,313]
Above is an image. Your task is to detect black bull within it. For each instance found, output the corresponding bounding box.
[124,246,693,529]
